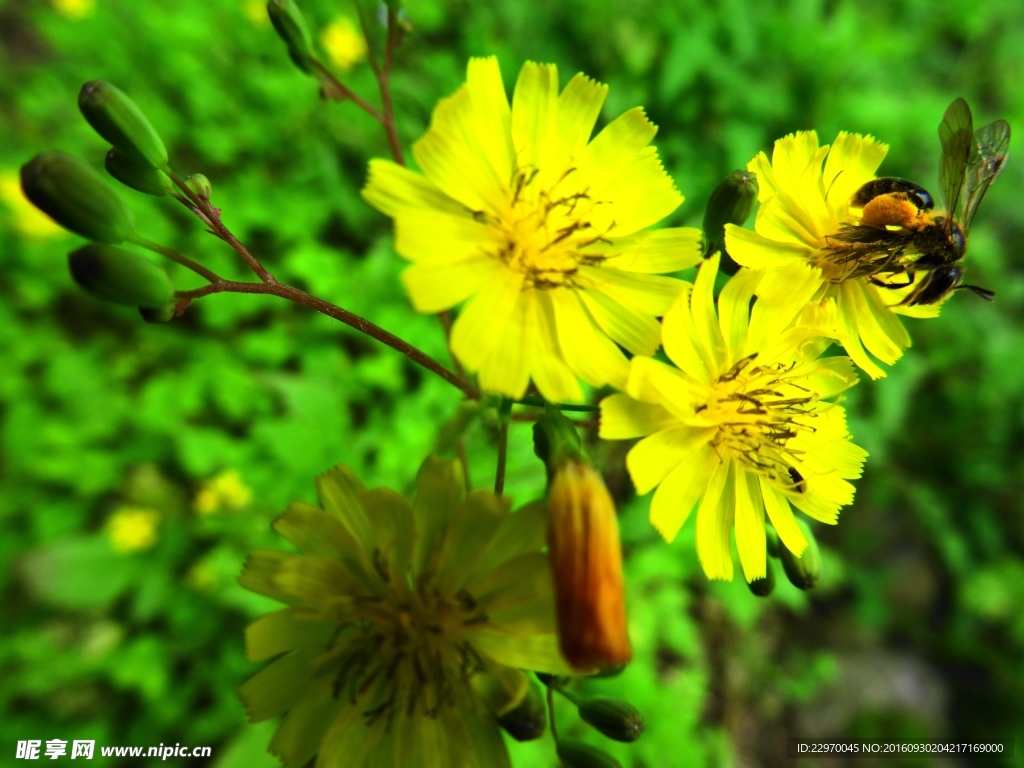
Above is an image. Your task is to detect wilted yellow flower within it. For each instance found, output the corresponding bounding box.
[0,172,64,239]
[725,131,943,379]
[52,0,95,19]
[601,254,866,582]
[320,17,366,72]
[239,456,572,768]
[194,470,252,514]
[363,57,702,402]
[106,507,159,553]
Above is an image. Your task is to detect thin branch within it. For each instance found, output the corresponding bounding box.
[352,0,404,166]
[513,395,601,413]
[176,279,480,399]
[129,235,221,284]
[166,171,276,284]
[310,59,386,122]
[494,418,509,495]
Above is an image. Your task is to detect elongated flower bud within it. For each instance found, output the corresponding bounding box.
[747,556,776,597]
[497,677,546,742]
[780,519,823,590]
[578,697,644,743]
[556,740,623,768]
[105,148,173,196]
[69,244,174,309]
[702,170,758,252]
[267,0,316,74]
[21,151,134,244]
[78,81,168,169]
[535,411,630,672]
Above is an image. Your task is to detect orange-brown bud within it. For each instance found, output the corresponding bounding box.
[547,459,631,672]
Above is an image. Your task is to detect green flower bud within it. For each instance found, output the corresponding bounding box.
[702,170,758,252]
[78,81,168,169]
[578,697,644,743]
[267,0,316,74]
[556,740,622,768]
[747,556,776,597]
[497,678,546,742]
[780,519,823,590]
[105,148,173,196]
[21,151,134,244]
[69,244,174,309]
[139,302,176,324]
[184,173,212,201]
[766,525,781,558]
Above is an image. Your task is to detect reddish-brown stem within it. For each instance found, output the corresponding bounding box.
[167,171,276,284]
[130,235,221,284]
[354,1,405,166]
[175,279,479,399]
[310,59,386,122]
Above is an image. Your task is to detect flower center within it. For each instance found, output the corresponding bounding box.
[700,353,817,490]
[328,573,488,727]
[481,166,612,289]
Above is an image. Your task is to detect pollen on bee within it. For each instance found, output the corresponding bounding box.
[859,192,931,231]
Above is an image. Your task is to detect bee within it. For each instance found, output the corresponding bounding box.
[823,98,1010,305]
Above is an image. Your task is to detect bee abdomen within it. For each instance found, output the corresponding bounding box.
[851,177,934,211]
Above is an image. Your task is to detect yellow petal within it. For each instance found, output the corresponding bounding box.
[268,684,342,768]
[696,460,734,581]
[549,288,629,389]
[759,477,808,557]
[733,469,766,582]
[477,290,532,398]
[361,159,466,217]
[598,393,675,440]
[771,131,821,194]
[528,292,583,403]
[466,56,515,191]
[512,61,560,174]
[579,284,661,356]
[691,253,727,375]
[467,630,575,675]
[393,209,499,264]
[747,261,822,352]
[661,283,713,384]
[624,356,707,421]
[589,146,683,237]
[401,257,504,314]
[822,131,888,212]
[718,267,762,361]
[450,268,524,372]
[649,444,718,542]
[555,73,608,158]
[725,223,810,269]
[576,107,657,184]
[627,425,714,495]
[595,227,704,273]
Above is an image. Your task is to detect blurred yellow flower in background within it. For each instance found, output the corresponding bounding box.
[600,254,866,583]
[195,470,253,514]
[243,0,268,27]
[52,0,95,19]
[0,172,64,239]
[106,507,160,554]
[321,17,366,72]
[363,57,702,402]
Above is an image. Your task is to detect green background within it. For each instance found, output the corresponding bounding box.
[2,0,1023,765]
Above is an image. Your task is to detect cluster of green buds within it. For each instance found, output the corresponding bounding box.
[19,80,186,322]
[748,519,824,597]
[535,668,644,768]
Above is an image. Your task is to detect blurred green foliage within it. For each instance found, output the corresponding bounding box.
[2,0,1023,765]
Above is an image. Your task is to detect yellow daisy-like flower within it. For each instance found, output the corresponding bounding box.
[599,254,867,582]
[363,57,702,402]
[239,456,573,768]
[725,131,944,379]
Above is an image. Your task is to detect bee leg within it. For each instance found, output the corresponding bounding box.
[869,274,914,290]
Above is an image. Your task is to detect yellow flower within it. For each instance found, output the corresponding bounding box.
[243,0,268,26]
[239,456,573,768]
[106,507,159,554]
[725,131,944,379]
[194,469,253,514]
[363,57,702,402]
[320,17,366,72]
[52,0,95,19]
[600,254,867,582]
[0,172,64,239]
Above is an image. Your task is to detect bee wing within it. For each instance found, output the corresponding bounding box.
[960,118,1011,231]
[937,97,974,232]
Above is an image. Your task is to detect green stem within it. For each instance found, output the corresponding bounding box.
[513,395,600,413]
[129,234,221,284]
[551,681,581,706]
[547,685,559,744]
[494,398,511,496]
